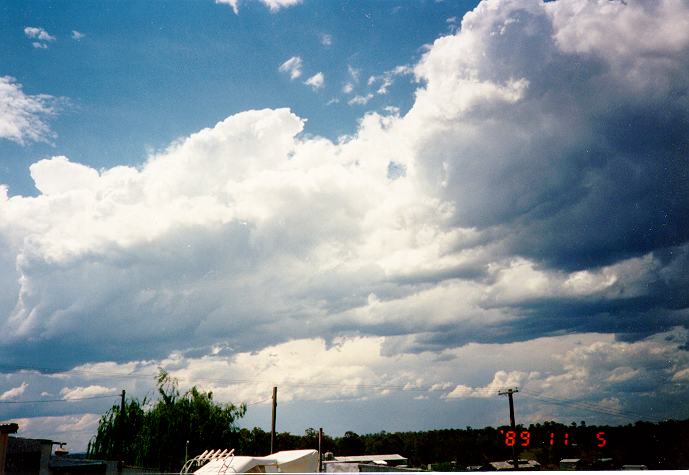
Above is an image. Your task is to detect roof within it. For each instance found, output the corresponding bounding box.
[486,460,541,471]
[50,456,106,469]
[329,454,408,464]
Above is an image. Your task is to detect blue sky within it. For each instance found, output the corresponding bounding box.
[1,0,689,453]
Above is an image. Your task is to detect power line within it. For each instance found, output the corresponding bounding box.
[520,389,636,418]
[246,397,272,407]
[519,389,659,422]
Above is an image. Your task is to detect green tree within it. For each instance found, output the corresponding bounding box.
[88,370,246,472]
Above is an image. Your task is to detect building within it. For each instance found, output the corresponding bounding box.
[559,458,589,471]
[0,424,19,475]
[480,459,541,471]
[322,453,419,472]
[1,423,123,475]
[3,436,121,475]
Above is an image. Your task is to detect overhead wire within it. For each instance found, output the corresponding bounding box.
[518,389,660,422]
[245,397,272,407]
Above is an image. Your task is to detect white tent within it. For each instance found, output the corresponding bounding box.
[193,449,318,474]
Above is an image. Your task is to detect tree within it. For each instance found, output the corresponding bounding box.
[88,370,246,472]
[338,431,365,455]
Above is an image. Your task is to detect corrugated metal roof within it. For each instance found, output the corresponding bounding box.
[331,454,407,463]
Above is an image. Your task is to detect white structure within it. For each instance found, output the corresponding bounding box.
[185,449,318,474]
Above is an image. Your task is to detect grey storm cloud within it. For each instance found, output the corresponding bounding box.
[410,0,689,271]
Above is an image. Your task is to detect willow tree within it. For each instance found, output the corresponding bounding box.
[88,370,246,472]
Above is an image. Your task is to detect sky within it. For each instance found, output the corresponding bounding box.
[1,0,689,453]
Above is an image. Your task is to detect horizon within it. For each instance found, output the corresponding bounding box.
[1,0,689,453]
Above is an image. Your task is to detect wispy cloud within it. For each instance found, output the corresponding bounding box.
[261,0,302,12]
[304,72,324,90]
[24,26,56,49]
[71,30,85,40]
[278,56,303,80]
[341,65,361,95]
[348,65,360,83]
[320,33,332,47]
[0,76,58,144]
[446,16,459,33]
[215,0,239,14]
[368,65,412,95]
[347,93,373,105]
[24,26,56,42]
[215,0,302,14]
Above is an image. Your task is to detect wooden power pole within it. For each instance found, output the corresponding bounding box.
[270,387,277,454]
[318,428,323,472]
[119,389,126,464]
[498,388,519,470]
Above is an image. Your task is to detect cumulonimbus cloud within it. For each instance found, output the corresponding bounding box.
[1,0,688,433]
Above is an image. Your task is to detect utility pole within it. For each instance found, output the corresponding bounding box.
[318,428,323,472]
[119,389,126,467]
[498,388,519,470]
[270,387,278,454]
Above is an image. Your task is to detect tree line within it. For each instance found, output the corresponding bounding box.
[88,373,689,471]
